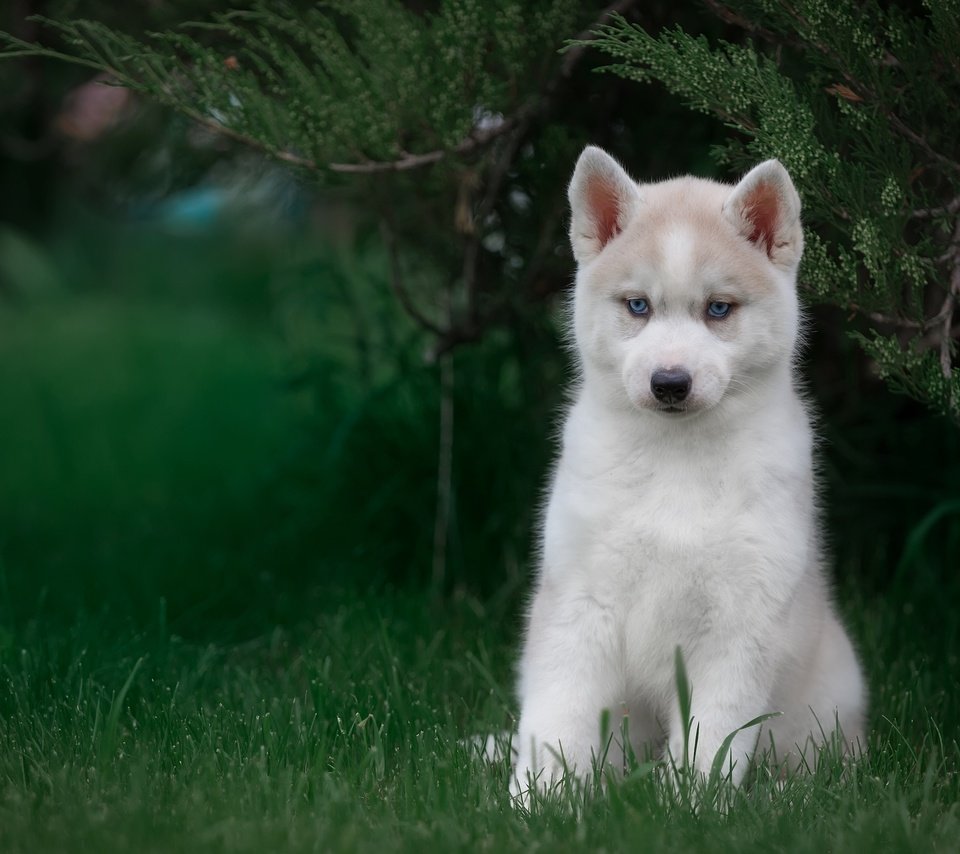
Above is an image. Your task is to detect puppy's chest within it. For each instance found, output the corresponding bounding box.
[589,486,735,609]
[545,459,780,696]
[544,451,789,632]
[551,457,751,578]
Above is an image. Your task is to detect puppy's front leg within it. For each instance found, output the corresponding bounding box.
[667,641,774,787]
[511,683,610,801]
[512,588,622,800]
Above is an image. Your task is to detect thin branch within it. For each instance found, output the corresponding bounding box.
[850,303,951,334]
[886,113,960,178]
[427,324,485,362]
[0,37,109,74]
[938,219,960,381]
[330,150,442,174]
[702,0,783,45]
[911,195,960,220]
[864,311,924,330]
[329,123,511,174]
[378,218,446,337]
[177,104,321,170]
[462,129,524,325]
[431,354,455,589]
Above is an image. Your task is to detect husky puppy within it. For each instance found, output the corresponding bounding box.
[511,147,866,799]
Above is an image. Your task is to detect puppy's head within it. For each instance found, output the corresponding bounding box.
[568,146,803,417]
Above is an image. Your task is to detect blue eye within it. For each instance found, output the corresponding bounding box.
[627,298,649,316]
[707,301,732,319]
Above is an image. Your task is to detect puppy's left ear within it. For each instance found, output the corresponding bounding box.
[723,160,803,271]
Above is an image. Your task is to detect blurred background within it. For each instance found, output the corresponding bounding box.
[1,0,957,652]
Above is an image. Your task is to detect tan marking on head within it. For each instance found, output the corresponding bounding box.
[606,177,778,303]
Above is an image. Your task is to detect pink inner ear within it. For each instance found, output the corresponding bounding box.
[743,181,780,255]
[588,178,623,249]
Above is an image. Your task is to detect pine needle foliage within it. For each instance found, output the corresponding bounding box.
[2,1,957,417]
[1,1,580,170]
[588,0,960,420]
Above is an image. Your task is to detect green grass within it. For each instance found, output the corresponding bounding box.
[1,217,960,851]
[3,583,960,852]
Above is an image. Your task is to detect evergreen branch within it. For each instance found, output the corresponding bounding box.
[175,104,321,171]
[3,0,639,365]
[0,31,118,74]
[560,0,642,79]
[697,3,960,178]
[3,2,638,181]
[3,22,273,160]
[758,2,960,177]
[329,0,641,175]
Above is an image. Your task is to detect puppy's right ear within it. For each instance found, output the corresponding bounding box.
[568,146,642,264]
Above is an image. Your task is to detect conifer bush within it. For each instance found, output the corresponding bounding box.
[2,0,957,419]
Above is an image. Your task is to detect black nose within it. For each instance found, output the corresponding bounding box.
[651,368,692,404]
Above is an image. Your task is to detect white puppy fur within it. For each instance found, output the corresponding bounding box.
[511,146,866,800]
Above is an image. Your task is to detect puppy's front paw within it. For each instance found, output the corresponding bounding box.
[509,753,581,808]
[508,764,534,808]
